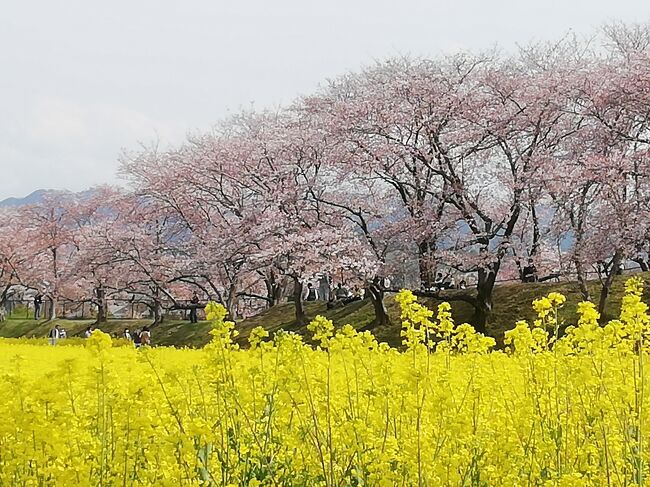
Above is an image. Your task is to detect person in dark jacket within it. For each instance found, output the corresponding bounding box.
[189,292,199,323]
[522,259,538,283]
[34,294,43,320]
[305,283,319,301]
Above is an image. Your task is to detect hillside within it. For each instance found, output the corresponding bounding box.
[237,273,650,347]
[2,273,649,348]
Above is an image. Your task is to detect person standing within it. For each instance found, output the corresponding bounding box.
[133,329,142,348]
[189,292,199,323]
[48,324,61,346]
[34,294,42,320]
[318,275,331,302]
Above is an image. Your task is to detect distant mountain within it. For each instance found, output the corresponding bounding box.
[0,188,101,208]
[0,189,57,207]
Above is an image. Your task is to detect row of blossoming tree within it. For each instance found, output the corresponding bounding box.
[1,24,650,331]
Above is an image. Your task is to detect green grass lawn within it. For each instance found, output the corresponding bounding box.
[2,273,649,349]
[0,316,215,348]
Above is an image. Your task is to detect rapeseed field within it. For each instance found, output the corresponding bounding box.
[1,278,649,486]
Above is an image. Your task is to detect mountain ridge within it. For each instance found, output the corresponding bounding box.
[0,189,60,207]
[0,188,102,207]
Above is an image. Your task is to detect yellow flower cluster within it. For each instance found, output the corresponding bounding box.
[0,279,649,485]
[396,289,495,354]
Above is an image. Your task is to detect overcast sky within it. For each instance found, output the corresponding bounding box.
[1,0,649,199]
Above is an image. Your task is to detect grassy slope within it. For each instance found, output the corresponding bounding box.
[2,273,649,348]
[0,316,215,348]
[236,273,650,348]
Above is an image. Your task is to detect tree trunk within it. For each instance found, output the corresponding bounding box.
[292,277,306,325]
[95,285,107,324]
[367,280,390,327]
[418,240,435,289]
[0,284,11,309]
[529,198,541,258]
[275,278,287,305]
[471,263,499,335]
[598,250,624,317]
[47,295,57,321]
[264,272,286,307]
[226,283,239,320]
[152,301,164,325]
[150,284,164,324]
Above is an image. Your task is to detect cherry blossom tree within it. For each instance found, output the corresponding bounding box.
[17,194,86,319]
[546,27,650,314]
[0,209,30,308]
[304,49,580,331]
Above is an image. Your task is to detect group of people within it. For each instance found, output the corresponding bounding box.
[47,324,67,345]
[47,324,151,347]
[87,325,152,347]
[328,283,365,308]
[420,273,468,293]
[302,281,365,309]
[120,327,152,347]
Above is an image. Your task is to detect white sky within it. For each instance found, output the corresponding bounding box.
[1,0,649,199]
